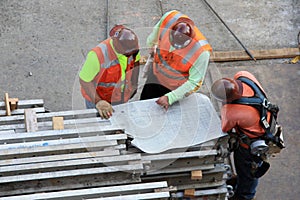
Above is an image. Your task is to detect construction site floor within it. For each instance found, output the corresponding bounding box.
[1,0,300,199]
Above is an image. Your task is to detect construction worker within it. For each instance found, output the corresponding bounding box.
[140,10,212,109]
[79,25,140,119]
[211,71,283,200]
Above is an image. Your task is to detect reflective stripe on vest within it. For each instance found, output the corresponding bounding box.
[96,43,120,69]
[182,40,209,64]
[156,48,187,80]
[97,80,125,88]
[159,12,184,40]
[95,41,121,89]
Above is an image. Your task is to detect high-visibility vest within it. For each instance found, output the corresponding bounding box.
[153,10,212,90]
[81,38,137,104]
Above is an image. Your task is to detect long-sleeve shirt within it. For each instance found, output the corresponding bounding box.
[147,10,211,105]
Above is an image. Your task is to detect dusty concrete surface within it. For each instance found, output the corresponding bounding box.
[1,0,299,199]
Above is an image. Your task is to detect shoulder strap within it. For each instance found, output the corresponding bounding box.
[233,76,266,105]
[232,76,284,148]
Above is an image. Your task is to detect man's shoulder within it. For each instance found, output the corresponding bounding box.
[234,71,255,80]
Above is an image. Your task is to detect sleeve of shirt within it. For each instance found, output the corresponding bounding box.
[146,10,173,48]
[221,105,237,133]
[166,50,210,105]
[79,51,100,82]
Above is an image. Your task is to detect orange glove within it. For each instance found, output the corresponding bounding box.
[96,100,114,119]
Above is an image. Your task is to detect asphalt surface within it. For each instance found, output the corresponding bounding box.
[1,0,299,199]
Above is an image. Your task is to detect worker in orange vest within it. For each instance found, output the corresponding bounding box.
[79,25,140,119]
[211,71,284,200]
[141,10,212,109]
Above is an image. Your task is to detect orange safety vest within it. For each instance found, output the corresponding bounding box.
[153,10,213,90]
[81,38,137,104]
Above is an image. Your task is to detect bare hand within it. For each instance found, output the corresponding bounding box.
[96,100,114,119]
[156,96,170,110]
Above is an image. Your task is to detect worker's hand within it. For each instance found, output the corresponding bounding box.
[156,96,170,110]
[96,100,114,119]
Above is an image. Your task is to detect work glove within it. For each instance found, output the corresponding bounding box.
[96,100,114,119]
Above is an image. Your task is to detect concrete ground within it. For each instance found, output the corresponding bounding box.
[1,0,299,199]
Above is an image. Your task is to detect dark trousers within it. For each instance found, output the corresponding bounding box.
[140,71,171,100]
[233,146,259,200]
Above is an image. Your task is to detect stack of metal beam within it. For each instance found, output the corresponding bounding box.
[0,97,231,199]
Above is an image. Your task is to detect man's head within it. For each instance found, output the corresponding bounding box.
[111,25,139,57]
[211,78,243,103]
[169,18,195,49]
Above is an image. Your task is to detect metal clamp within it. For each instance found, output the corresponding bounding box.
[226,185,234,198]
[262,98,270,108]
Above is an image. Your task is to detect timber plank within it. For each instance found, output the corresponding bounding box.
[139,48,300,63]
[4,93,11,116]
[211,48,300,62]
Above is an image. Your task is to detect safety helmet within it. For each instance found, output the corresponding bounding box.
[169,20,194,49]
[211,78,243,102]
[111,25,139,57]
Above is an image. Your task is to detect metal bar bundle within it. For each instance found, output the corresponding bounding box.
[0,97,231,199]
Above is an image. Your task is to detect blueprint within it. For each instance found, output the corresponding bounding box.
[110,93,226,153]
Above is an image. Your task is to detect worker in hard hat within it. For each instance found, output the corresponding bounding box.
[211,71,284,200]
[79,25,140,119]
[140,10,212,110]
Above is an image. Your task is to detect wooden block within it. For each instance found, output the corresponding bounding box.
[4,93,11,116]
[52,116,64,130]
[184,189,195,197]
[9,98,19,110]
[24,109,38,132]
[191,170,203,180]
